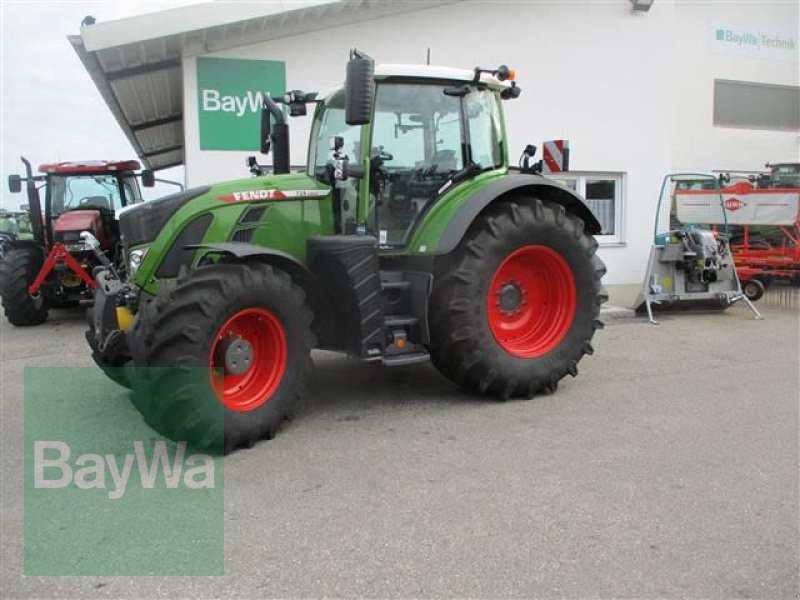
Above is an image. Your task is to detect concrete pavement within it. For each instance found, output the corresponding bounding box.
[1,303,797,598]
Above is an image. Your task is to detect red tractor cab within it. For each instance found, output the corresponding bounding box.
[1,157,154,325]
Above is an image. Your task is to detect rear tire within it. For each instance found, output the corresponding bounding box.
[0,247,49,326]
[429,198,607,399]
[130,262,314,453]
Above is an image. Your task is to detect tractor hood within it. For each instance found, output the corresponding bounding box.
[119,186,210,248]
[54,209,108,249]
[55,210,101,233]
[123,172,331,293]
[119,172,330,249]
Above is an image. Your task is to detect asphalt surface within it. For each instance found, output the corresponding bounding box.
[1,302,798,598]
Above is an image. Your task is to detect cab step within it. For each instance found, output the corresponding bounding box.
[382,351,431,366]
[380,271,411,291]
[381,279,411,291]
[384,314,418,328]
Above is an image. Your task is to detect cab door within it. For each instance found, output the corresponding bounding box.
[368,82,504,248]
[368,82,464,247]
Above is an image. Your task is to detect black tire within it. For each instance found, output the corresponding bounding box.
[0,247,49,326]
[429,197,607,399]
[85,308,133,390]
[742,278,765,302]
[130,262,314,454]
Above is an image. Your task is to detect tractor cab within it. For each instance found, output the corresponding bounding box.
[307,71,506,245]
[252,53,520,248]
[37,160,146,251]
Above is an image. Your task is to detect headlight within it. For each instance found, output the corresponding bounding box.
[129,248,148,275]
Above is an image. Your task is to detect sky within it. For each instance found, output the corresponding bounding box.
[0,0,201,210]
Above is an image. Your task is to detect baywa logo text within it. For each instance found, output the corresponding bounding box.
[201,89,266,117]
[33,440,215,500]
[715,28,796,51]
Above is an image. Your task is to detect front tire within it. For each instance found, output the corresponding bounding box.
[429,198,607,399]
[130,262,314,453]
[85,307,133,389]
[0,247,49,326]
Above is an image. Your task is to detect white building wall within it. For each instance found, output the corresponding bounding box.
[181,0,798,305]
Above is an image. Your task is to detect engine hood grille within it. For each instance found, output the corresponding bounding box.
[120,186,209,247]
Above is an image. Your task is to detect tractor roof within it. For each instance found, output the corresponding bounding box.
[374,64,512,90]
[38,160,141,175]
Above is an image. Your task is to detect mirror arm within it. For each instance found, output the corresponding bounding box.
[263,95,285,125]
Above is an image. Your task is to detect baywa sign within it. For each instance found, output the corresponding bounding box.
[197,56,286,151]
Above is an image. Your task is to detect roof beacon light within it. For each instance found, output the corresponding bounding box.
[495,65,511,82]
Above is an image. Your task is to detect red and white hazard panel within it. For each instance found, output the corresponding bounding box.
[542,140,570,174]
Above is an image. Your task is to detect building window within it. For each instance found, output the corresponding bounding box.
[713,79,800,132]
[550,172,624,243]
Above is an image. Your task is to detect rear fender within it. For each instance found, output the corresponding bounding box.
[435,175,601,254]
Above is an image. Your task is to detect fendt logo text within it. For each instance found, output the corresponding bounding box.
[33,440,215,500]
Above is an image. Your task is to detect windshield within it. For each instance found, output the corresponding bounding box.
[308,90,364,230]
[48,173,142,215]
[309,90,363,177]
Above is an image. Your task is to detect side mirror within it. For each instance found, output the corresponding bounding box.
[140,169,155,188]
[345,49,374,126]
[8,175,21,193]
[260,95,290,174]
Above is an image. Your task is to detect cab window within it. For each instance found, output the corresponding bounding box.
[466,89,502,169]
[50,175,127,215]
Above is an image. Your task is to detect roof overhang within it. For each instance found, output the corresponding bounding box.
[70,0,464,171]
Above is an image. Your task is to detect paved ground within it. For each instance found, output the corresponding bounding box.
[1,302,798,598]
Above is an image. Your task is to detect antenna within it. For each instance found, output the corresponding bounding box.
[426,48,431,65]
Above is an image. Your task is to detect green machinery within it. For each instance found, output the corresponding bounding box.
[86,52,607,453]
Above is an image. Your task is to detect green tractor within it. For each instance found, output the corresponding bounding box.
[87,52,607,453]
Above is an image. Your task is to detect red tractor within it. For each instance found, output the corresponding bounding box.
[1,157,153,325]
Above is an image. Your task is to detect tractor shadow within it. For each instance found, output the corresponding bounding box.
[294,351,483,420]
[46,306,89,325]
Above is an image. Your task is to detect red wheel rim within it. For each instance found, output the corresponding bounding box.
[487,245,576,358]
[209,307,287,411]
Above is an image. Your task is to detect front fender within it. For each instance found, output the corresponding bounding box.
[188,242,313,280]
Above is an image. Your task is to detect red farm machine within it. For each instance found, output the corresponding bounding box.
[0,157,154,325]
[724,163,800,301]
